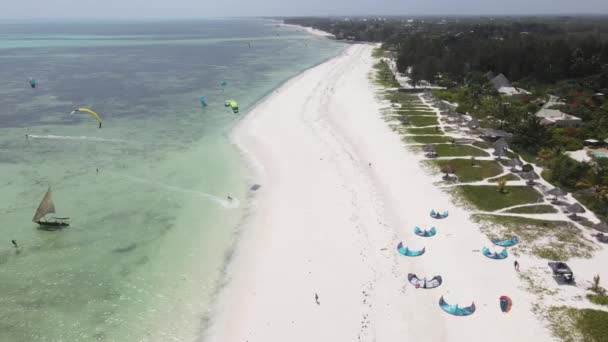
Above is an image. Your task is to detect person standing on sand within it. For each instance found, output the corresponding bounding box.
[314,293,320,305]
[514,260,520,271]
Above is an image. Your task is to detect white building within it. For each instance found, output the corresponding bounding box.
[535,95,582,127]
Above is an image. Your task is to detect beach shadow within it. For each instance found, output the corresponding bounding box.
[112,243,137,254]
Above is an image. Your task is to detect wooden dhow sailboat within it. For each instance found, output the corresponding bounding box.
[32,188,69,227]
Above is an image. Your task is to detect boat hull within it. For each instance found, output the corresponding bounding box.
[36,221,69,227]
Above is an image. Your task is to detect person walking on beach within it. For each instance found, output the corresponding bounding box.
[514,260,520,271]
[314,293,320,305]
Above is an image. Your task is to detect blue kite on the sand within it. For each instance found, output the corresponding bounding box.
[396,242,425,257]
[482,246,508,259]
[492,236,519,247]
[430,210,449,219]
[414,226,437,237]
[439,296,476,316]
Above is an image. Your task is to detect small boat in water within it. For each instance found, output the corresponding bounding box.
[32,188,70,228]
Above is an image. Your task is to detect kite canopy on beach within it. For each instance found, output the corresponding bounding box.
[414,226,436,237]
[396,242,425,256]
[500,295,513,313]
[492,236,519,247]
[439,296,476,316]
[430,210,448,219]
[408,273,442,289]
[482,246,508,259]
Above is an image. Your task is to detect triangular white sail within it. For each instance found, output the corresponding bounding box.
[32,188,56,222]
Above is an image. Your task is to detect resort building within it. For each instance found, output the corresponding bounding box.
[485,72,530,96]
[535,95,582,127]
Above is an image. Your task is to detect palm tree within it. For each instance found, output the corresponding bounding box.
[497,177,508,194]
[576,165,608,202]
[589,274,606,295]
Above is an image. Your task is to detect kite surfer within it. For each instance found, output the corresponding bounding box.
[11,240,18,248]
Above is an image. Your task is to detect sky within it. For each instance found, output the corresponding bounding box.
[1,0,608,19]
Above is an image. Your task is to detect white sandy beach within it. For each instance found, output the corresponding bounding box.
[204,44,560,342]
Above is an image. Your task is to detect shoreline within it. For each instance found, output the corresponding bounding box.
[203,44,555,341]
[270,19,336,38]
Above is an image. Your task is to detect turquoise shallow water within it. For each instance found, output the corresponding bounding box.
[0,19,344,341]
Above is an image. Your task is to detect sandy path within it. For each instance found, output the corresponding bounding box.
[204,45,554,342]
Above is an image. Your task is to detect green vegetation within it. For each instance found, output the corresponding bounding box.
[473,214,596,260]
[371,47,387,58]
[456,185,543,211]
[373,61,401,88]
[587,294,608,306]
[574,309,608,342]
[405,135,452,144]
[487,173,519,182]
[407,127,443,135]
[406,115,438,127]
[472,141,492,149]
[309,15,608,227]
[383,92,422,106]
[548,306,608,342]
[395,110,435,116]
[435,144,489,157]
[431,159,503,182]
[505,205,558,214]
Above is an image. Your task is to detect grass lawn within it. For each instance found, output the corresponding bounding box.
[406,135,453,144]
[396,110,436,116]
[472,214,595,260]
[456,185,543,211]
[372,48,388,58]
[548,307,608,342]
[575,309,608,341]
[373,62,401,88]
[432,159,503,182]
[487,173,520,182]
[587,294,608,306]
[407,127,443,134]
[472,141,492,149]
[384,92,421,105]
[435,144,489,157]
[407,116,438,127]
[505,205,558,214]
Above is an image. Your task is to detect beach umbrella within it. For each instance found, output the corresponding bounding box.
[467,118,480,129]
[423,144,436,152]
[509,158,523,172]
[593,222,608,233]
[547,187,567,198]
[566,203,586,221]
[493,146,507,158]
[521,171,539,185]
[493,138,509,151]
[510,158,523,167]
[567,203,586,214]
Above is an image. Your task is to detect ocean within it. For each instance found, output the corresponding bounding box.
[0,19,344,341]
